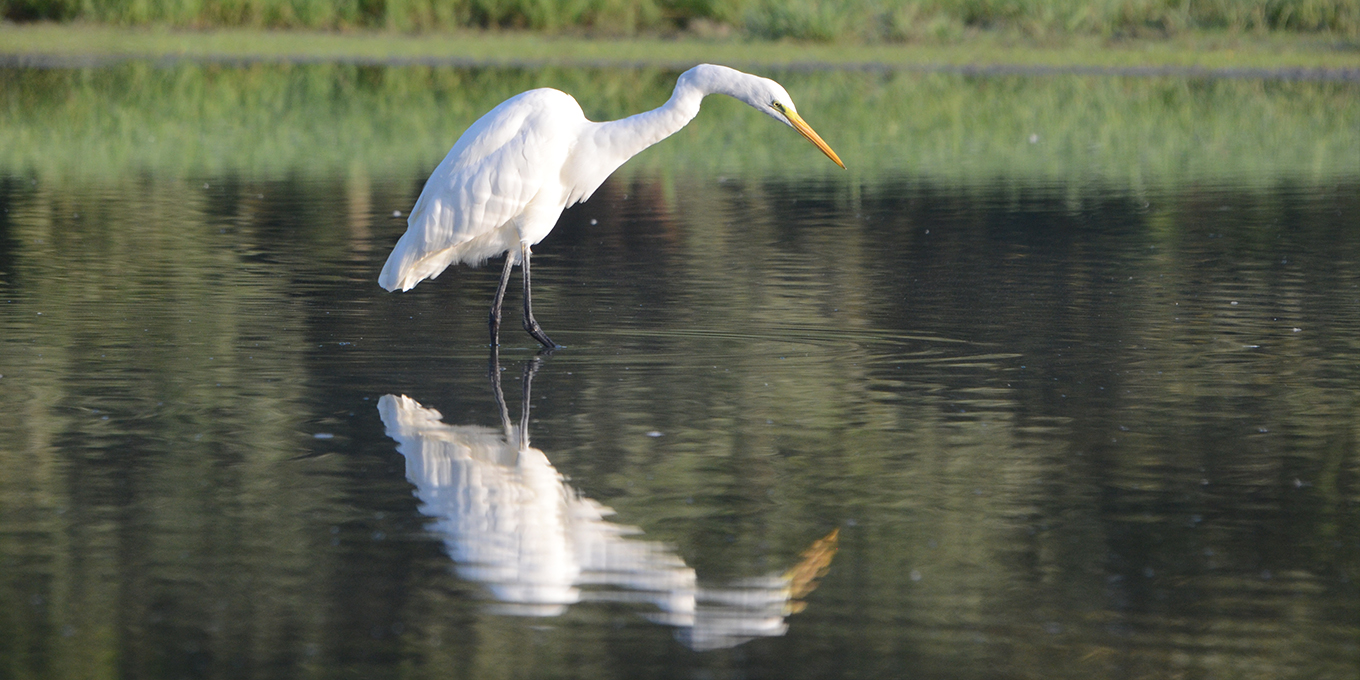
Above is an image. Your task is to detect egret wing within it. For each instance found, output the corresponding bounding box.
[379,90,581,292]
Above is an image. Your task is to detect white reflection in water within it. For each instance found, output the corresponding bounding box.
[378,374,836,651]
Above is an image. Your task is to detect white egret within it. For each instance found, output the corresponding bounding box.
[378,64,845,349]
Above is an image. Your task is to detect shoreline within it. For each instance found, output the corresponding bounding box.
[5,52,1357,82]
[3,23,1358,79]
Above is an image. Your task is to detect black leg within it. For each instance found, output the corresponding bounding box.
[517,356,543,451]
[488,345,512,440]
[520,243,558,349]
[488,251,515,347]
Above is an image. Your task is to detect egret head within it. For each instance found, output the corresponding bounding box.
[685,64,845,169]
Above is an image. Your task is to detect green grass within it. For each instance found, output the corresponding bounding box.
[4,0,1359,39]
[2,22,1359,72]
[2,60,1356,185]
[1,20,1356,186]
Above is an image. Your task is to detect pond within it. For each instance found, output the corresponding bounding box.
[1,62,1358,679]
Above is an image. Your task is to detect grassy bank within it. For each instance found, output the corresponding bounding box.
[3,0,1359,40]
[2,61,1357,184]
[2,22,1359,73]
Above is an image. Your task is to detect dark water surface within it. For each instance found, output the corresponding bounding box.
[3,123,1360,678]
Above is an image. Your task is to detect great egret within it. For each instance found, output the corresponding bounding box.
[378,64,845,349]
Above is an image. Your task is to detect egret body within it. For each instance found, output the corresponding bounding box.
[378,64,844,349]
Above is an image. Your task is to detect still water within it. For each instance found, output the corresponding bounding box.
[2,63,1359,680]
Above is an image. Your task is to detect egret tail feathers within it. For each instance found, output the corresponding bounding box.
[379,226,521,292]
[378,232,459,292]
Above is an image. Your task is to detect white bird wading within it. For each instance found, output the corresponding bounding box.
[379,64,844,349]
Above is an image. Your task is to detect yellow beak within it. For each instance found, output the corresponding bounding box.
[785,109,845,169]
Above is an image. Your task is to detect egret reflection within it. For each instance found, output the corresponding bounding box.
[378,358,838,650]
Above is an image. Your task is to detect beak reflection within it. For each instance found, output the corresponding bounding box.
[378,357,838,651]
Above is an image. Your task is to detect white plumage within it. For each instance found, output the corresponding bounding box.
[378,64,844,349]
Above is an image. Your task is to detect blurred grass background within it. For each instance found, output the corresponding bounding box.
[2,0,1358,40]
[2,63,1356,184]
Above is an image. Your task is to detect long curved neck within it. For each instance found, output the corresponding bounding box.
[590,65,748,165]
[563,66,758,206]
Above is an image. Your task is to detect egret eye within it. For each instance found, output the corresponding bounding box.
[772,101,786,113]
